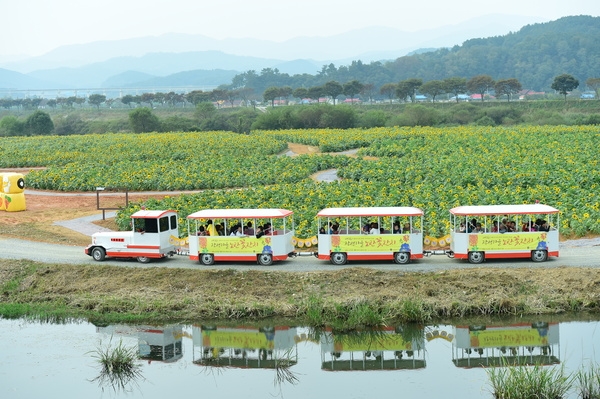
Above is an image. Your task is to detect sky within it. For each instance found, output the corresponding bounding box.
[2,0,600,57]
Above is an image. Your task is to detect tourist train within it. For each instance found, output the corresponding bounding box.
[85,203,560,266]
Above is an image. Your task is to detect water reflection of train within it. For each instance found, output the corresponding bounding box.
[320,326,426,371]
[192,325,298,368]
[96,324,184,363]
[451,322,560,368]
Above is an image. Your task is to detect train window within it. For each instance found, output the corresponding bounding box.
[159,216,170,232]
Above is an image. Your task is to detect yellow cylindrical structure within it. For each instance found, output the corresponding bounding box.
[0,173,26,211]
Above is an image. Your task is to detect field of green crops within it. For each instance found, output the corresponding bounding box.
[2,126,598,238]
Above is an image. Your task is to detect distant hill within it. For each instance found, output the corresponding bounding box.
[0,68,57,90]
[112,69,239,89]
[102,71,157,88]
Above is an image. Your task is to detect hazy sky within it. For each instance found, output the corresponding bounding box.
[3,0,599,57]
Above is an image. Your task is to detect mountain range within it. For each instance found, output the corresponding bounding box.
[0,14,545,92]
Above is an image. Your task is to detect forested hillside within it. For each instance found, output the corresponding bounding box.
[387,15,600,90]
[227,16,600,93]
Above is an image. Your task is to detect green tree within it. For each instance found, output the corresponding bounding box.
[307,86,324,103]
[323,81,343,105]
[395,82,411,102]
[88,94,106,110]
[128,108,161,133]
[398,78,422,103]
[225,89,239,107]
[467,75,495,102]
[380,83,397,104]
[360,83,376,104]
[195,102,217,120]
[279,86,293,105]
[237,87,255,107]
[420,80,445,102]
[211,89,228,108]
[444,77,468,102]
[342,80,364,104]
[141,93,155,107]
[54,114,86,135]
[551,74,579,101]
[494,78,522,102]
[263,86,280,107]
[185,90,211,106]
[74,97,85,108]
[292,87,309,102]
[153,92,165,107]
[63,96,76,108]
[0,115,25,136]
[585,77,600,99]
[25,110,54,135]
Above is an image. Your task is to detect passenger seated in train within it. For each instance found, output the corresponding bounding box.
[243,221,254,236]
[255,225,265,238]
[369,222,380,234]
[538,220,551,231]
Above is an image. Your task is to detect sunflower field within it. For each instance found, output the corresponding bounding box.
[2,126,599,239]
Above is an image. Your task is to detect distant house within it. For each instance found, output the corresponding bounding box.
[580,92,595,99]
[469,94,495,100]
[518,90,546,100]
[414,95,428,102]
[343,98,361,104]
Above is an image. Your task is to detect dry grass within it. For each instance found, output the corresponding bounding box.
[2,259,600,324]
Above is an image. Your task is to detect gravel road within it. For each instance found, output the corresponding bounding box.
[2,235,600,271]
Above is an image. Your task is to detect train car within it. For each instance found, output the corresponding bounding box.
[316,206,424,265]
[85,209,178,263]
[187,208,295,266]
[449,204,560,264]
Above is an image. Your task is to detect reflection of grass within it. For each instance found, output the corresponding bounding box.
[274,348,299,387]
[487,360,573,399]
[89,337,144,393]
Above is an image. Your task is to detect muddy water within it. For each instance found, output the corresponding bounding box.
[1,317,598,399]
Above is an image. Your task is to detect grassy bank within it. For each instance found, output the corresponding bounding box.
[1,259,599,328]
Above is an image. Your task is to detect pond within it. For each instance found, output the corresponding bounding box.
[1,316,599,399]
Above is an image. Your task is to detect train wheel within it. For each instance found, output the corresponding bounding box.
[394,252,410,264]
[200,253,215,265]
[468,251,484,264]
[531,250,548,262]
[137,256,150,264]
[91,247,106,261]
[330,252,347,265]
[258,253,273,266]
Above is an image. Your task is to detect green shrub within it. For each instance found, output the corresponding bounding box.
[357,110,389,128]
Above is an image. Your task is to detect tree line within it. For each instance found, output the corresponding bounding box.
[2,73,595,117]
